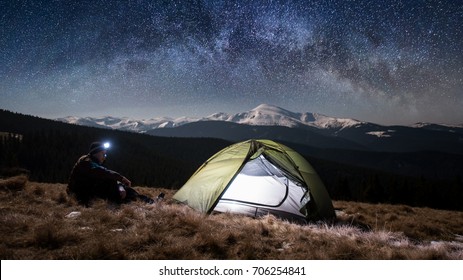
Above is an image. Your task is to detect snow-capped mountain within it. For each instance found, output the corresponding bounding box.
[56,115,199,133]
[57,104,364,133]
[207,104,364,130]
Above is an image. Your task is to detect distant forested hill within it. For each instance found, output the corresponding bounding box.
[0,109,231,187]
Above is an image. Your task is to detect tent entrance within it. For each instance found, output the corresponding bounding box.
[213,155,307,218]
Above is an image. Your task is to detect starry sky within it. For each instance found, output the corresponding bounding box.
[1,0,462,125]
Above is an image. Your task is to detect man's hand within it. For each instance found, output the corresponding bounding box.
[118,185,127,200]
[121,176,131,188]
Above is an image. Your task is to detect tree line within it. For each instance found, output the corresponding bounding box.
[311,157,463,211]
[0,109,229,188]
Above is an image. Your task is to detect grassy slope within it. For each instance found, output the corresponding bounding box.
[1,176,462,260]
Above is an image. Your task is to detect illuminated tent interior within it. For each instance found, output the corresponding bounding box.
[173,139,335,222]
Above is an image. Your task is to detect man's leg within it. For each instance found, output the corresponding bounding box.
[94,180,122,203]
[122,185,154,204]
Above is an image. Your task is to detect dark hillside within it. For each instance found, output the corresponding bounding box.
[308,156,463,211]
[0,109,230,187]
[285,141,463,181]
[147,120,367,150]
[149,121,463,181]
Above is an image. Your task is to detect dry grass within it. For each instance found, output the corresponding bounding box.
[0,176,462,259]
[0,174,28,192]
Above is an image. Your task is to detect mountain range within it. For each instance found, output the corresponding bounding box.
[57,104,365,131]
[57,104,463,155]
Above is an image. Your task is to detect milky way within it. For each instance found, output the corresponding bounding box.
[1,0,462,124]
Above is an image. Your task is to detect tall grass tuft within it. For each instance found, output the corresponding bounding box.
[0,175,28,192]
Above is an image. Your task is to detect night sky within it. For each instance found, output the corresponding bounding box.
[1,0,462,125]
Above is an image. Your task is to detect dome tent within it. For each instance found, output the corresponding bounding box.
[173,139,335,222]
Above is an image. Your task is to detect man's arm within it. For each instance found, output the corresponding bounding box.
[87,161,128,184]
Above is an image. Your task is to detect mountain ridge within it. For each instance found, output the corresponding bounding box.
[55,104,371,132]
[57,104,463,133]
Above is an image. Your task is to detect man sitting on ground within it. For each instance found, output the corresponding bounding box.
[67,141,154,206]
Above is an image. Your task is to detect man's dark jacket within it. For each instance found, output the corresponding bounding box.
[67,154,125,205]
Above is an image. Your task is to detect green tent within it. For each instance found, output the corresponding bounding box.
[173,139,335,222]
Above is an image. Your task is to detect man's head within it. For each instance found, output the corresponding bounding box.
[89,142,110,163]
